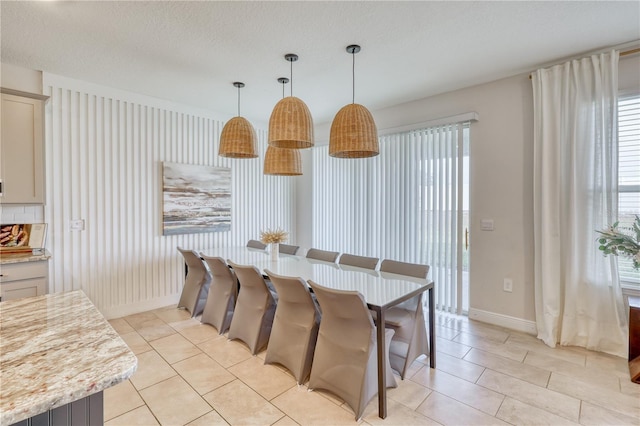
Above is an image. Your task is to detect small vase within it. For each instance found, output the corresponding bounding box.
[270,243,279,261]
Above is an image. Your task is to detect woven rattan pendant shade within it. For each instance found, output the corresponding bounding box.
[268,96,314,148]
[264,145,302,176]
[219,116,258,158]
[329,103,379,158]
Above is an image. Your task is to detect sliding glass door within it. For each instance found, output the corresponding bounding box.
[312,120,471,314]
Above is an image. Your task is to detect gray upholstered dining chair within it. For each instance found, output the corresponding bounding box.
[338,253,379,270]
[263,270,320,384]
[379,259,430,379]
[227,260,277,355]
[307,280,397,421]
[176,247,212,318]
[246,239,267,249]
[278,243,300,255]
[200,255,237,335]
[306,248,340,263]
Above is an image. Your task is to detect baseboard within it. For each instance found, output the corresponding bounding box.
[102,293,180,320]
[468,308,538,335]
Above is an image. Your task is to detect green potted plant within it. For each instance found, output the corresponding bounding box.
[597,215,640,270]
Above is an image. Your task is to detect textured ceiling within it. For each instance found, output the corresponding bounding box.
[1,1,639,126]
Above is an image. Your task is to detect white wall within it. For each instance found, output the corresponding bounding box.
[303,53,640,331]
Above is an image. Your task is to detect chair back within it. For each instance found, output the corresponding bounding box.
[265,270,318,319]
[246,239,267,249]
[306,248,340,263]
[228,261,272,300]
[178,247,208,280]
[379,259,429,278]
[200,255,237,333]
[307,280,373,344]
[339,253,379,270]
[176,247,211,317]
[279,243,300,255]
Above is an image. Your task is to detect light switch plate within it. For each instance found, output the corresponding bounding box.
[69,219,85,231]
[481,219,494,231]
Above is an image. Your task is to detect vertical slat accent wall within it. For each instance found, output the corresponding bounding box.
[43,74,294,318]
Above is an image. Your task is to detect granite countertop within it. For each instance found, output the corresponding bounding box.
[0,290,137,425]
[0,249,52,265]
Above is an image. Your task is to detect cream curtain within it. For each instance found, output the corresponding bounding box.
[532,51,627,357]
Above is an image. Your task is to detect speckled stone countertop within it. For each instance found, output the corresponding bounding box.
[0,290,137,425]
[0,249,51,265]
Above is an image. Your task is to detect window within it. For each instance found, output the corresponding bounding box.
[618,94,640,285]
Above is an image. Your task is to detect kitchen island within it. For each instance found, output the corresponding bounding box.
[0,290,137,425]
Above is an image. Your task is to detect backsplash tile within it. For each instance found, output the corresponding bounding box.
[0,205,45,223]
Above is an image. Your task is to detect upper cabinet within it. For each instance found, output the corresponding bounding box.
[0,90,47,204]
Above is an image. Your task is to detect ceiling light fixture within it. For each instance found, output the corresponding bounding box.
[218,82,258,158]
[264,77,302,176]
[268,53,314,149]
[329,44,379,158]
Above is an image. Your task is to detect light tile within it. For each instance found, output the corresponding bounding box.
[197,336,252,368]
[123,311,161,329]
[152,306,192,323]
[362,398,440,425]
[505,333,586,366]
[579,401,640,426]
[272,415,300,426]
[108,318,134,334]
[620,377,640,396]
[105,406,159,426]
[524,350,619,390]
[584,350,630,379]
[137,321,177,342]
[496,397,579,425]
[442,318,510,343]
[547,372,640,419]
[171,317,206,331]
[416,391,510,425]
[271,385,359,424]
[120,331,153,355]
[432,351,485,382]
[186,410,229,425]
[129,350,177,390]
[104,379,144,421]
[139,375,212,425]
[453,331,528,362]
[410,366,504,415]
[179,322,223,344]
[387,376,432,410]
[463,348,550,387]
[203,380,285,425]
[434,325,460,341]
[477,369,580,422]
[173,353,235,395]
[435,337,472,358]
[227,356,296,400]
[149,332,202,364]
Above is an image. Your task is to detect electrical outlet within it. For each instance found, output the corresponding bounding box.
[69,219,85,231]
[503,278,513,293]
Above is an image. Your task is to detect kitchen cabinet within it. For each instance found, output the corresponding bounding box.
[0,259,48,301]
[0,89,47,204]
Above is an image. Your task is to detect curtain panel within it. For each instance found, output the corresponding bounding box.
[532,50,628,356]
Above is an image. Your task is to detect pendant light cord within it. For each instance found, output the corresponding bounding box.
[237,85,241,117]
[290,59,293,97]
[352,50,355,104]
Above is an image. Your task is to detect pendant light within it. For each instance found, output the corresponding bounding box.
[219,82,258,158]
[265,77,303,175]
[329,45,379,158]
[268,53,314,149]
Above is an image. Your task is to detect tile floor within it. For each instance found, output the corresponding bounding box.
[105,306,640,425]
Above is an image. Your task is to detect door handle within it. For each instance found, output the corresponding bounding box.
[465,228,469,250]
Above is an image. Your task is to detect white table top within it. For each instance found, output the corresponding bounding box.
[200,247,432,308]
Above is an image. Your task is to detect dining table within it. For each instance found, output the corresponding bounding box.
[199,246,435,419]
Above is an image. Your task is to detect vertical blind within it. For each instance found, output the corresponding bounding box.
[313,121,470,313]
[618,94,640,284]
